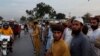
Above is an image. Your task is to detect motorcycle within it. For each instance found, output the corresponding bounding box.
[0,35,11,56]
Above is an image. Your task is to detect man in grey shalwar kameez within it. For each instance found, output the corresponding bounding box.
[70,17,96,56]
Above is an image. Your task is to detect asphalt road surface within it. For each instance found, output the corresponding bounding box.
[8,30,34,56]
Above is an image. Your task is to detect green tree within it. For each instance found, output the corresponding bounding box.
[27,17,34,22]
[0,16,3,20]
[71,16,76,20]
[26,2,56,19]
[26,10,33,16]
[56,13,66,20]
[82,13,91,23]
[20,16,26,23]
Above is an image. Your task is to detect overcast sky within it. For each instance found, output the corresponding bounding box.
[0,0,100,20]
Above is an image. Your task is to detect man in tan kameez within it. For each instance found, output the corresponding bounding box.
[32,21,41,56]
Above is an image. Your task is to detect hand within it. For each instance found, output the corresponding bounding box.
[95,37,100,49]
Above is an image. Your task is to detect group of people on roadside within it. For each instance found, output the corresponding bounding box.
[31,16,100,56]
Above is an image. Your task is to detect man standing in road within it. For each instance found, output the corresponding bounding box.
[46,24,70,56]
[63,20,72,47]
[88,17,100,56]
[32,21,41,56]
[70,17,93,56]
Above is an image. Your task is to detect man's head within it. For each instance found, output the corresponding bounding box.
[51,24,64,41]
[0,24,2,28]
[63,22,68,28]
[3,23,9,29]
[82,25,89,35]
[45,21,49,25]
[90,17,99,30]
[33,21,38,25]
[67,19,73,28]
[72,17,84,35]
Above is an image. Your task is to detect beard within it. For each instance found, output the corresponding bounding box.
[91,25,98,30]
[72,29,81,36]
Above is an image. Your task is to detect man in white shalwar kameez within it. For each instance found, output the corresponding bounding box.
[88,17,100,56]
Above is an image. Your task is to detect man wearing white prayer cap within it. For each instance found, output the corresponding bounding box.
[70,17,95,56]
[74,17,84,24]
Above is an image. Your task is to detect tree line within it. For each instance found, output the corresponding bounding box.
[0,2,94,23]
[20,2,93,23]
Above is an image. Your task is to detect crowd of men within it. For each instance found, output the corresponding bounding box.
[31,16,100,56]
[0,16,99,56]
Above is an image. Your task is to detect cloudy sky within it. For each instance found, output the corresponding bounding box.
[0,0,100,20]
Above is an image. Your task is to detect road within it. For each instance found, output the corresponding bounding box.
[8,30,34,56]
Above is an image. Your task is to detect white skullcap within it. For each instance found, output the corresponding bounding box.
[55,20,59,23]
[74,17,84,24]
